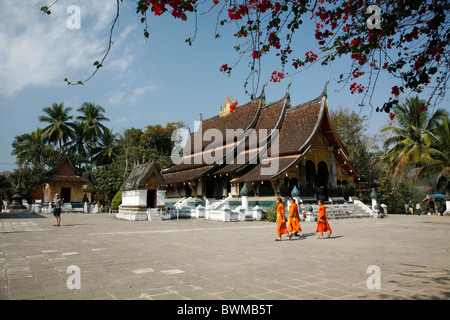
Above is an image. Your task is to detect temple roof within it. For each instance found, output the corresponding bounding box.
[44,151,101,189]
[161,81,360,184]
[47,150,81,178]
[122,161,165,191]
[162,165,214,185]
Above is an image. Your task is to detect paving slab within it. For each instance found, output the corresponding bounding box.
[0,212,449,300]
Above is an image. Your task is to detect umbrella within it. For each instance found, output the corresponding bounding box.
[428,194,446,198]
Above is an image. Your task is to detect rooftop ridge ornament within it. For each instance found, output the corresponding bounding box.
[322,75,330,98]
[285,80,293,108]
[258,81,268,107]
[219,91,237,117]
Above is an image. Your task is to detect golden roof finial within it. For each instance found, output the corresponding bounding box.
[219,90,236,117]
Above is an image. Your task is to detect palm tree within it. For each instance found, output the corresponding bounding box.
[66,121,96,170]
[39,102,73,149]
[92,127,119,166]
[76,102,110,142]
[409,114,450,190]
[380,96,448,186]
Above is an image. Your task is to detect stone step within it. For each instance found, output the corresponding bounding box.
[147,209,163,221]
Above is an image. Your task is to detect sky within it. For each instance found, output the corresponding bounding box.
[0,0,448,173]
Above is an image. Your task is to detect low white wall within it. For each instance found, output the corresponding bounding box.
[122,190,147,206]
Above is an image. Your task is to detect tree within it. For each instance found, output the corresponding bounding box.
[141,121,185,168]
[93,162,125,203]
[409,113,450,192]
[41,0,449,114]
[330,106,379,174]
[11,128,58,169]
[92,127,120,166]
[76,102,110,141]
[380,96,448,189]
[38,102,74,149]
[0,171,13,206]
[66,121,95,170]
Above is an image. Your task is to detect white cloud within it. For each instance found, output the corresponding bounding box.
[130,82,158,102]
[115,116,128,123]
[0,0,128,96]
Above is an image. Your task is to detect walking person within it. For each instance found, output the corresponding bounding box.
[287,198,303,239]
[316,199,332,239]
[53,193,63,226]
[275,197,288,241]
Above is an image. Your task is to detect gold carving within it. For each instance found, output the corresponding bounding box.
[219,92,237,117]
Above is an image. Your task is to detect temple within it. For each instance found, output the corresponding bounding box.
[42,150,102,211]
[161,81,361,206]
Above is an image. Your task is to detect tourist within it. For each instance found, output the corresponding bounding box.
[416,202,421,216]
[408,200,414,215]
[316,199,332,239]
[287,198,303,239]
[53,193,63,226]
[275,197,288,241]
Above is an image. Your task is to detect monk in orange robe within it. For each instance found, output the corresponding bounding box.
[287,198,303,239]
[316,199,332,239]
[275,197,288,241]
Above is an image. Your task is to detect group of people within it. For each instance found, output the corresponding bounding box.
[275,197,332,241]
[405,200,444,215]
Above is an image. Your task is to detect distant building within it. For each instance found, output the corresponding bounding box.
[42,150,102,207]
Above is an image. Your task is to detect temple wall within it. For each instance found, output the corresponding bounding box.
[43,182,84,203]
[122,190,147,206]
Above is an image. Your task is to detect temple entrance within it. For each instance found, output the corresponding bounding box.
[317,161,329,198]
[146,189,156,208]
[205,179,215,198]
[60,188,71,203]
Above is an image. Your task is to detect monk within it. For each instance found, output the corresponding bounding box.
[275,197,288,241]
[287,198,303,239]
[316,199,332,239]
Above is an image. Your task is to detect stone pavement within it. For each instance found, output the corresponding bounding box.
[0,212,449,300]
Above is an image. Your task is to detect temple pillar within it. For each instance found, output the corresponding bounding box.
[156,186,167,208]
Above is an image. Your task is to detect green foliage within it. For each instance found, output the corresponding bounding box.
[330,106,379,174]
[10,98,185,205]
[380,96,449,191]
[38,102,73,149]
[92,162,124,203]
[266,203,278,222]
[11,128,58,169]
[111,190,122,210]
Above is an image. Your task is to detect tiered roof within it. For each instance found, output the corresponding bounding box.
[161,81,360,185]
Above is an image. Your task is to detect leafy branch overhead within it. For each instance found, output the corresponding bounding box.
[40,0,449,114]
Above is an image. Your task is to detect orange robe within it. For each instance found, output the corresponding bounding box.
[276,203,288,236]
[288,203,302,233]
[316,204,332,233]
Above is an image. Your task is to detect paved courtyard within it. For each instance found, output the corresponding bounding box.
[0,212,449,300]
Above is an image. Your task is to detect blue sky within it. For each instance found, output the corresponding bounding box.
[1,0,447,172]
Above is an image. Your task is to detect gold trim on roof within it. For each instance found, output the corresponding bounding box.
[219,92,237,117]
